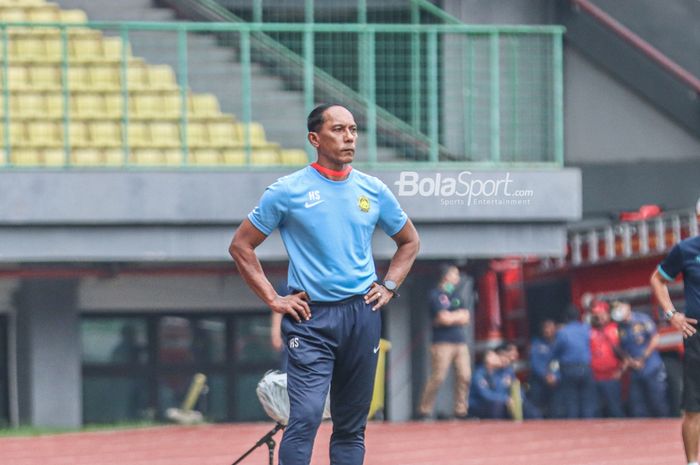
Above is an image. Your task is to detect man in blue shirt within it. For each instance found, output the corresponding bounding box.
[551,306,597,418]
[417,264,472,420]
[229,103,420,465]
[528,319,560,417]
[651,232,700,465]
[469,349,512,419]
[612,300,668,417]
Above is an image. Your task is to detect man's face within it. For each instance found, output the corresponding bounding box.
[309,106,357,166]
[542,320,556,340]
[485,351,502,369]
[444,266,460,286]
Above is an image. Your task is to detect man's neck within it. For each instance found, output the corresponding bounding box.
[311,161,352,181]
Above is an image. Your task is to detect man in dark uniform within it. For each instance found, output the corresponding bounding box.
[651,228,700,465]
[469,349,511,419]
[529,319,560,417]
[613,300,668,417]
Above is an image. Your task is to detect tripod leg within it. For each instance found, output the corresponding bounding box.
[267,437,276,465]
[231,423,284,465]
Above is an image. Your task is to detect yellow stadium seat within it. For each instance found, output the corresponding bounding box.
[69,35,102,62]
[127,121,149,147]
[43,37,62,62]
[103,148,125,166]
[27,4,60,23]
[11,148,42,166]
[12,37,46,62]
[221,148,246,165]
[103,93,123,118]
[190,93,220,118]
[0,122,28,145]
[71,93,104,118]
[207,121,238,147]
[186,122,208,148]
[237,122,267,145]
[163,149,182,165]
[162,93,181,118]
[45,93,63,117]
[127,65,148,90]
[130,94,160,119]
[0,8,27,23]
[131,148,164,165]
[6,1,49,6]
[89,120,121,147]
[67,65,90,89]
[150,122,180,148]
[191,149,220,165]
[251,146,281,165]
[71,148,102,166]
[58,9,87,24]
[29,65,61,90]
[13,93,46,118]
[7,65,30,90]
[281,149,309,165]
[90,65,120,91]
[147,65,177,91]
[27,120,62,147]
[42,147,65,166]
[69,121,89,147]
[103,37,128,61]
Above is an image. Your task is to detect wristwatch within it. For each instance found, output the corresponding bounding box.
[382,280,400,298]
[664,309,677,321]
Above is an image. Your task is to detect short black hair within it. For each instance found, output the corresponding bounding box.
[307,103,346,132]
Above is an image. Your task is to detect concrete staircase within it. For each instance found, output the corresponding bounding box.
[55,0,399,161]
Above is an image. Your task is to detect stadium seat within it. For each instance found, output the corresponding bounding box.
[90,65,121,91]
[163,149,182,165]
[186,122,208,148]
[68,65,90,90]
[190,148,220,165]
[27,120,62,146]
[207,121,238,147]
[103,148,125,166]
[150,122,180,148]
[190,93,221,118]
[103,37,128,61]
[103,93,124,118]
[12,36,47,62]
[131,148,183,166]
[127,122,149,147]
[58,9,87,24]
[236,122,267,146]
[71,93,104,118]
[42,147,65,166]
[7,65,30,90]
[11,148,42,166]
[251,146,281,165]
[0,121,27,145]
[69,35,102,62]
[127,65,148,90]
[281,149,308,165]
[89,120,121,147]
[27,4,59,23]
[13,93,46,118]
[221,148,246,165]
[44,93,63,117]
[71,147,102,166]
[69,121,89,147]
[147,65,178,91]
[29,65,61,90]
[0,7,27,23]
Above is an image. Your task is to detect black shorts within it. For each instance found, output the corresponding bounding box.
[683,332,700,412]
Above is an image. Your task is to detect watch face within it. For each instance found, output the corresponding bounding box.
[384,280,397,291]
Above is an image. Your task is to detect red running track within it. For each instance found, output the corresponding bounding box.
[0,419,684,465]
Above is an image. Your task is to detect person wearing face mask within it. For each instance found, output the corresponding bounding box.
[589,301,625,418]
[613,300,669,417]
[417,264,472,420]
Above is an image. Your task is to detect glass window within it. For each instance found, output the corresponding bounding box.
[83,376,150,424]
[158,317,225,364]
[81,318,148,365]
[157,373,227,422]
[234,315,278,364]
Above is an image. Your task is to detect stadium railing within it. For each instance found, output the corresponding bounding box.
[0,18,564,169]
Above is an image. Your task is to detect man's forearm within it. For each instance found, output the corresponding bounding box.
[230,244,278,307]
[650,271,676,313]
[384,240,419,287]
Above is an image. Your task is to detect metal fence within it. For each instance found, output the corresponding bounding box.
[0,15,564,168]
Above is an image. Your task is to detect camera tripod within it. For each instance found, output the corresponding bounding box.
[231,423,285,465]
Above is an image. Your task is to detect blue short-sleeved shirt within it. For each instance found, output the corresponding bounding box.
[658,236,700,319]
[552,321,591,365]
[248,166,408,302]
[429,288,467,344]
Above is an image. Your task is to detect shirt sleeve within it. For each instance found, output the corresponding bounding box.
[247,179,288,236]
[377,183,408,237]
[658,243,683,281]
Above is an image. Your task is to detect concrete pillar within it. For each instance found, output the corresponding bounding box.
[15,279,81,428]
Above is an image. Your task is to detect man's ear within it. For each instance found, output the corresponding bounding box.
[307,132,320,148]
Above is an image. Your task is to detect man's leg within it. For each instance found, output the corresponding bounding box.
[683,412,700,463]
[646,368,669,417]
[628,374,648,417]
[452,344,471,417]
[418,343,455,417]
[329,298,381,465]
[580,367,597,419]
[279,312,336,465]
[558,367,579,418]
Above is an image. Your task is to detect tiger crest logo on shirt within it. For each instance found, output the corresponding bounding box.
[358,195,370,213]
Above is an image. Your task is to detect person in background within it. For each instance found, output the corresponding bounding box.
[528,319,560,418]
[469,349,512,419]
[495,343,542,420]
[417,264,472,420]
[589,301,624,418]
[613,300,669,417]
[552,305,597,418]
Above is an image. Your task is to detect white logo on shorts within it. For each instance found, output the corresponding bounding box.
[289,337,300,349]
[373,344,380,354]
